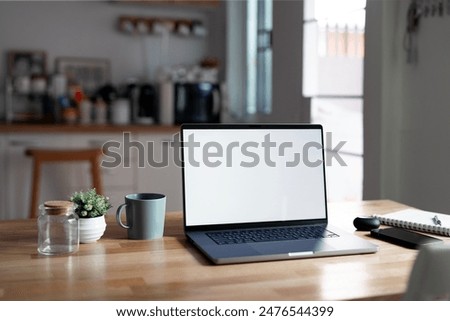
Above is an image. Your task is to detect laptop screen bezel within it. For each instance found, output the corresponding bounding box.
[180,123,329,232]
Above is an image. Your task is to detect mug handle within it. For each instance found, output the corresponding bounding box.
[116,203,130,229]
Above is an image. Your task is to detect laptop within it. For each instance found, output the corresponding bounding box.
[180,123,378,264]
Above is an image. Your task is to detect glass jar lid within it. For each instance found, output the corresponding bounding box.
[43,200,74,215]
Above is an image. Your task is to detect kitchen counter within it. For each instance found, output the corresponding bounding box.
[0,123,180,134]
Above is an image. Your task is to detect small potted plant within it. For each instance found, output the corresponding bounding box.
[70,188,112,243]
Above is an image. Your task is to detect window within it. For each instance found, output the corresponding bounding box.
[256,0,273,114]
[303,0,366,201]
[226,0,272,119]
[247,0,273,115]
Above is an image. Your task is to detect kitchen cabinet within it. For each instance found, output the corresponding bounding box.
[3,134,72,220]
[66,133,183,212]
[0,129,182,220]
[136,133,183,212]
[66,133,139,211]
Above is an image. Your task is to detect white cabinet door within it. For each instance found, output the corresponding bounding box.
[67,133,138,211]
[1,131,181,220]
[136,133,183,211]
[4,134,70,220]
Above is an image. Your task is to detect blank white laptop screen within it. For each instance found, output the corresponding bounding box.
[183,128,327,227]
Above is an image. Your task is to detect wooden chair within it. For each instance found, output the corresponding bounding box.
[25,148,103,218]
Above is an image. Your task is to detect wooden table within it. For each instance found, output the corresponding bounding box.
[0,200,445,301]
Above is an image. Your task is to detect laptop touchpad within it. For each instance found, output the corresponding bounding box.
[249,239,333,254]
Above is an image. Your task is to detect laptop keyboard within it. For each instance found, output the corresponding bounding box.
[206,226,339,245]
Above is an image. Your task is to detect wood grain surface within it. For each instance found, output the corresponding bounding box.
[0,200,441,301]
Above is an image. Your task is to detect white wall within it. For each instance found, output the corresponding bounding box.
[269,0,308,122]
[0,1,225,86]
[364,0,450,212]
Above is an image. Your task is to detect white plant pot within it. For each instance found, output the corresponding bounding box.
[79,216,107,243]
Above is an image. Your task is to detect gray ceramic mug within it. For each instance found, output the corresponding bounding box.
[116,193,166,240]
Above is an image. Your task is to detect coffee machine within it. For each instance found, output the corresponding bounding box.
[127,83,159,124]
[159,82,221,125]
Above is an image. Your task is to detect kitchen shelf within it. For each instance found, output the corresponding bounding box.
[112,0,220,8]
[0,123,180,134]
[117,15,207,37]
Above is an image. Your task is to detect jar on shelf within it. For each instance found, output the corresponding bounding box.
[37,200,79,255]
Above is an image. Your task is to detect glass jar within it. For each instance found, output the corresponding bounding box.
[37,200,79,255]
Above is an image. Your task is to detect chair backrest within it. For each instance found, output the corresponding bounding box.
[404,243,450,300]
[25,148,104,218]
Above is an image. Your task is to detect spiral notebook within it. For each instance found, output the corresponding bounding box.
[373,209,450,236]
